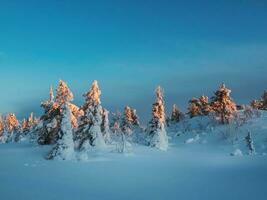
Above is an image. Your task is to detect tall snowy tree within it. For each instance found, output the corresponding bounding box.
[77,80,106,150]
[37,81,79,145]
[146,86,168,150]
[210,84,237,124]
[47,103,75,160]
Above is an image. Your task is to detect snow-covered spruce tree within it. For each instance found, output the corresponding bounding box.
[0,115,7,142]
[37,85,58,144]
[188,97,202,118]
[121,106,135,135]
[245,131,255,155]
[47,103,75,160]
[250,90,267,110]
[121,105,143,144]
[15,113,39,142]
[199,95,212,115]
[37,81,79,145]
[262,90,267,109]
[112,120,131,153]
[76,80,106,151]
[110,111,122,134]
[146,86,168,151]
[250,100,263,110]
[0,116,4,136]
[210,84,237,124]
[21,113,37,134]
[0,116,9,143]
[170,104,184,123]
[188,95,212,118]
[4,113,20,142]
[101,108,111,143]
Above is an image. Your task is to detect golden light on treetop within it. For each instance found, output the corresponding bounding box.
[152,86,165,123]
[5,113,19,133]
[124,106,134,124]
[55,80,74,105]
[210,83,237,124]
[83,80,101,109]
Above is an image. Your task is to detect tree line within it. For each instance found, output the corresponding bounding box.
[0,80,266,159]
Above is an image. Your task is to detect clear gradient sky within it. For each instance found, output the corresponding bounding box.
[0,0,267,121]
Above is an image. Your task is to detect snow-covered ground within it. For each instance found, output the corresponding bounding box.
[1,113,267,200]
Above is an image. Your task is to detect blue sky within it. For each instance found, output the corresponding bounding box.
[0,0,267,121]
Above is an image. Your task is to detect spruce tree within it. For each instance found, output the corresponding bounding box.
[210,83,237,124]
[21,113,37,134]
[0,117,9,143]
[199,95,212,115]
[188,95,212,118]
[0,115,4,136]
[77,80,106,150]
[251,90,267,110]
[170,104,184,123]
[37,81,78,145]
[262,91,267,109]
[146,86,168,150]
[250,100,263,110]
[121,106,135,135]
[47,103,75,160]
[110,111,122,134]
[5,113,20,142]
[188,97,202,118]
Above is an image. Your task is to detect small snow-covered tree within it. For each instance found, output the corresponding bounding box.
[170,104,184,123]
[15,112,39,142]
[121,106,139,135]
[250,100,263,110]
[251,90,267,110]
[110,111,122,134]
[262,90,267,109]
[210,83,237,124]
[199,95,212,115]
[188,98,201,118]
[0,115,5,134]
[21,113,37,134]
[245,131,255,155]
[146,86,168,151]
[4,113,20,142]
[188,95,212,118]
[0,115,7,142]
[77,80,106,151]
[101,108,111,143]
[47,103,75,160]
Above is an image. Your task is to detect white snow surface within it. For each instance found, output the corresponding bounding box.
[1,112,267,200]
